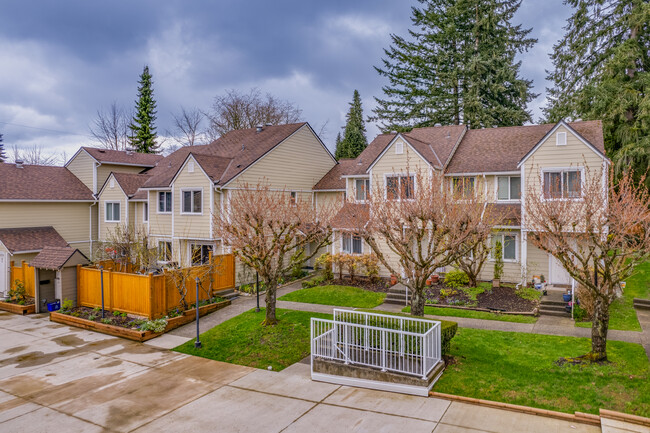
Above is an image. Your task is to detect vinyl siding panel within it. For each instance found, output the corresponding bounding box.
[98,177,127,240]
[370,137,432,193]
[0,202,93,256]
[149,190,172,237]
[173,159,212,239]
[66,150,96,193]
[229,126,336,191]
[315,191,344,210]
[96,164,144,194]
[61,267,78,305]
[526,242,549,281]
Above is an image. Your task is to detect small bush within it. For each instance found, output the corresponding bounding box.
[493,241,504,280]
[517,286,542,301]
[573,304,589,321]
[359,254,381,283]
[61,298,74,313]
[88,314,97,321]
[138,318,168,333]
[101,318,112,324]
[302,275,327,289]
[439,288,458,299]
[441,320,458,356]
[314,253,334,280]
[445,270,469,289]
[8,280,27,303]
[289,249,308,280]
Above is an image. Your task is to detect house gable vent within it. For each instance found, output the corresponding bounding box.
[556,132,567,146]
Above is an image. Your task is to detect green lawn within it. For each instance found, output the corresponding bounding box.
[576,261,650,331]
[279,285,386,308]
[174,308,331,371]
[402,305,538,323]
[436,328,650,417]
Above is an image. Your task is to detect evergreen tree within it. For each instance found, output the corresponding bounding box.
[334,132,344,159]
[544,0,649,186]
[337,90,368,159]
[372,0,537,132]
[128,66,159,153]
[0,133,5,163]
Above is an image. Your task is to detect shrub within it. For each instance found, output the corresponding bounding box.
[439,288,458,299]
[441,320,458,356]
[61,298,74,313]
[88,314,97,321]
[516,286,542,301]
[101,318,112,324]
[493,241,504,280]
[360,254,380,283]
[302,275,327,289]
[289,249,308,280]
[138,318,168,333]
[445,270,469,288]
[8,280,26,304]
[314,253,334,280]
[573,304,589,321]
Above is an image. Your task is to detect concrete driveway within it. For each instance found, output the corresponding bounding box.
[0,311,639,433]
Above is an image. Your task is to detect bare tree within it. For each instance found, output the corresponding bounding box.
[11,144,58,166]
[357,169,487,316]
[205,88,302,140]
[525,168,650,362]
[214,184,334,325]
[89,102,130,150]
[169,106,205,146]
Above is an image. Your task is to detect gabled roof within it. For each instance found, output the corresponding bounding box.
[0,163,94,201]
[31,246,89,270]
[313,159,357,191]
[331,203,369,230]
[98,172,152,199]
[0,227,68,254]
[80,147,163,167]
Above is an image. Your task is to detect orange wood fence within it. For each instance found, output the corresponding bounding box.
[77,254,235,319]
[9,261,35,297]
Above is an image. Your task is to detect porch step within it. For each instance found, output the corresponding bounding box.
[633,298,650,310]
[383,284,411,305]
[539,305,570,317]
[540,299,567,307]
[217,289,238,300]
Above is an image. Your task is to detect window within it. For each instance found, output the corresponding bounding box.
[182,190,202,214]
[188,161,195,173]
[386,175,414,200]
[105,202,120,222]
[543,169,582,199]
[342,233,362,254]
[191,243,213,265]
[158,241,172,262]
[143,202,149,222]
[158,191,172,213]
[355,179,370,201]
[452,177,475,198]
[290,191,297,206]
[497,176,521,201]
[395,141,403,154]
[556,132,567,146]
[491,233,517,262]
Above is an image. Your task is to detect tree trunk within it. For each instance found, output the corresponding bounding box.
[467,274,478,288]
[588,295,610,361]
[410,286,425,316]
[264,281,278,325]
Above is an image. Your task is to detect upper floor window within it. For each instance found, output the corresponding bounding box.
[386,175,414,200]
[342,233,362,254]
[158,191,172,213]
[182,189,202,214]
[105,202,120,222]
[143,202,149,222]
[452,177,475,198]
[497,176,521,201]
[543,169,581,199]
[290,191,297,206]
[355,179,370,201]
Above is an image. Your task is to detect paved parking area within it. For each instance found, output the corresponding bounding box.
[0,311,644,432]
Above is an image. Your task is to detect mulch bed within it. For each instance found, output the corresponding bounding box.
[424,284,537,312]
[328,277,392,293]
[61,306,146,329]
[2,296,35,306]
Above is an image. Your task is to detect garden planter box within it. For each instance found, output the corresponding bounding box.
[0,300,36,315]
[50,299,231,342]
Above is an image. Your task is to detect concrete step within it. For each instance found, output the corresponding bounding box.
[539,309,571,317]
[383,298,409,305]
[633,298,650,310]
[539,304,568,313]
[540,299,567,307]
[385,294,411,302]
[217,289,238,300]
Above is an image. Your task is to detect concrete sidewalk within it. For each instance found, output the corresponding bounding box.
[2,311,643,433]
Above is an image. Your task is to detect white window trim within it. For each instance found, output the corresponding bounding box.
[395,140,404,154]
[556,131,567,146]
[104,201,121,223]
[290,191,297,206]
[489,232,519,263]
[384,172,416,201]
[157,191,172,214]
[451,176,477,199]
[495,175,521,202]
[143,202,149,222]
[158,240,173,263]
[180,188,204,215]
[189,242,214,265]
[340,232,363,255]
[540,166,585,202]
[354,178,371,202]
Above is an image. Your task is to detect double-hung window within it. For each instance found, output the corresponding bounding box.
[452,177,475,198]
[143,202,149,222]
[182,190,202,214]
[491,233,517,262]
[105,202,120,222]
[386,175,414,200]
[158,241,172,262]
[341,233,362,254]
[158,191,172,213]
[191,243,213,265]
[497,176,521,201]
[543,169,581,199]
[355,179,370,201]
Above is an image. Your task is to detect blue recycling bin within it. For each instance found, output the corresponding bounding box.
[47,300,61,312]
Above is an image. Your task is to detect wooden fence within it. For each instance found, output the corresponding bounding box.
[9,261,35,297]
[77,254,235,319]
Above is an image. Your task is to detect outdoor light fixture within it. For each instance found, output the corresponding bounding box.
[195,277,202,348]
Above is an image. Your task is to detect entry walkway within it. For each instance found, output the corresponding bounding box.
[1,311,644,432]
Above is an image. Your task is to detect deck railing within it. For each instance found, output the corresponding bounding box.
[311,309,441,379]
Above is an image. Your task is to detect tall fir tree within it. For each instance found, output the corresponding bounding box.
[334,132,344,159]
[129,66,159,153]
[336,90,368,159]
[0,132,5,163]
[372,0,537,132]
[544,0,650,186]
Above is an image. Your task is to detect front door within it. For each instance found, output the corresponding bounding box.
[549,255,571,286]
[0,252,7,296]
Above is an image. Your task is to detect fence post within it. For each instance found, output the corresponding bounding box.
[344,323,349,364]
[421,332,427,379]
[381,329,387,372]
[108,269,113,311]
[148,272,154,319]
[76,264,81,307]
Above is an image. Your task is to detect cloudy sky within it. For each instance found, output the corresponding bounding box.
[0,0,572,163]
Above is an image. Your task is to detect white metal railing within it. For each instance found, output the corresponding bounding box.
[311,309,441,379]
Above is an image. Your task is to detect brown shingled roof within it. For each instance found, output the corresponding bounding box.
[110,173,152,197]
[313,159,357,190]
[331,203,369,230]
[0,163,94,201]
[485,203,521,226]
[446,120,605,174]
[82,147,163,167]
[0,227,68,253]
[31,246,89,270]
